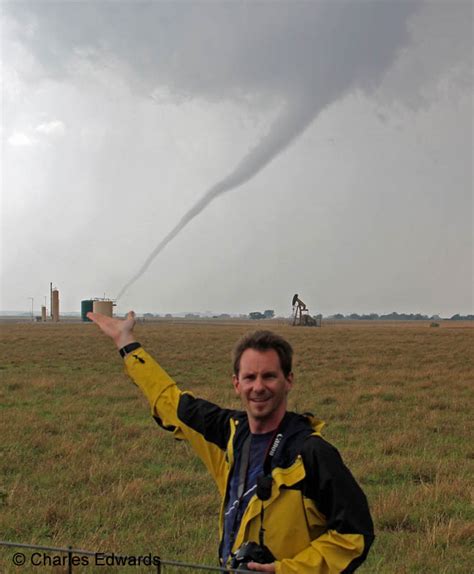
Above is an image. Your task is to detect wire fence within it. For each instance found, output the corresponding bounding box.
[0,541,252,573]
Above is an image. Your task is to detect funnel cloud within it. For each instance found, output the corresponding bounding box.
[117,99,320,298]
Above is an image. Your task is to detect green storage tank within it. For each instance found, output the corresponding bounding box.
[81,300,94,322]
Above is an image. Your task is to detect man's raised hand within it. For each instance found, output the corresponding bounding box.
[87,310,137,350]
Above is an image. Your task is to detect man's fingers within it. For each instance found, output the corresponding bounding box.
[87,311,134,323]
[245,563,275,573]
[87,311,111,326]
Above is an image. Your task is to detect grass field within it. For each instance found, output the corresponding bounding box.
[1,319,473,573]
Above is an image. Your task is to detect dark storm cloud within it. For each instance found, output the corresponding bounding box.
[6,2,417,101]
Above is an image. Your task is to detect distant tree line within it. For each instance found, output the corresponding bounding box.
[140,311,473,321]
[328,312,473,321]
[249,310,275,320]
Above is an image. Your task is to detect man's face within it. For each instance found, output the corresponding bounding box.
[232,348,293,433]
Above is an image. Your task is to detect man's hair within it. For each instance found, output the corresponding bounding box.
[232,330,293,377]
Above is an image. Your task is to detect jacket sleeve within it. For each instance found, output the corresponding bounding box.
[124,347,233,495]
[276,436,374,574]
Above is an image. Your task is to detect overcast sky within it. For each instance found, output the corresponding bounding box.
[1,1,472,317]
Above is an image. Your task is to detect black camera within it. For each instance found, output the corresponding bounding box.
[230,541,275,571]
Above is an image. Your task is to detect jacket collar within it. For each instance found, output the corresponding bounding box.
[231,410,324,470]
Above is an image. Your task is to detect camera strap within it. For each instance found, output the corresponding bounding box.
[262,429,284,476]
[257,425,285,550]
[237,434,252,501]
[237,425,283,502]
[230,425,286,560]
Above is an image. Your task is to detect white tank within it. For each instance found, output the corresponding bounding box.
[93,300,113,317]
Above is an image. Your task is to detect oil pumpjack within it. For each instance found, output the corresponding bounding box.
[291,294,322,327]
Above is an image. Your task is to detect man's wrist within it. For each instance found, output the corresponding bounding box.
[114,332,137,350]
[119,342,142,358]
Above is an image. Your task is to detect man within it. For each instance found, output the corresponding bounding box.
[88,310,374,573]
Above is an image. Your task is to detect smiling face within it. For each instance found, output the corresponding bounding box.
[232,348,293,434]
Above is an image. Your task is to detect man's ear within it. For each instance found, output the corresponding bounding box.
[286,372,294,391]
[232,374,241,396]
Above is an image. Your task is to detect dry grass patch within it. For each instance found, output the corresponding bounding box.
[1,319,472,572]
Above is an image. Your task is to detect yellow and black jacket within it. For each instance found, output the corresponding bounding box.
[125,347,374,574]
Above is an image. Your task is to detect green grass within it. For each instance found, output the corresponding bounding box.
[0,320,473,573]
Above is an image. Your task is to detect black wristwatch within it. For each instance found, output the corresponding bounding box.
[119,342,142,358]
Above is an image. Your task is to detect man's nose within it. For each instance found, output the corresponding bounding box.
[253,376,265,392]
